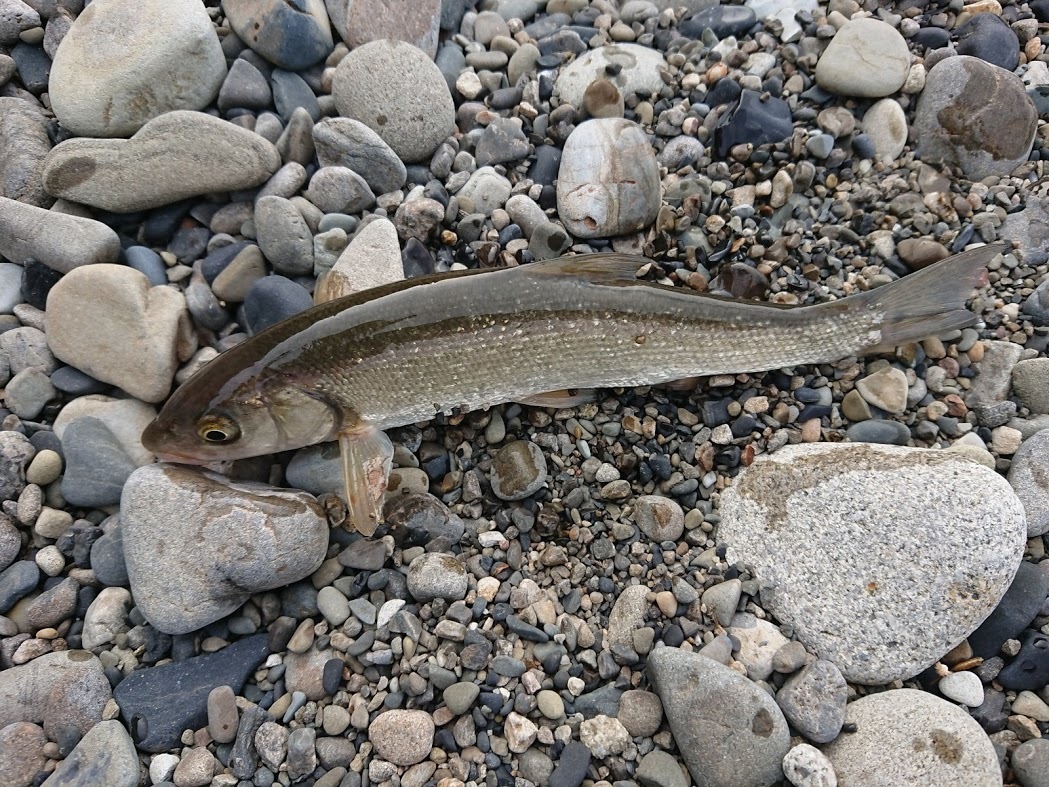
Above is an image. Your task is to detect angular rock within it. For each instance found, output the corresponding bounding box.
[557,118,659,238]
[0,97,51,206]
[0,651,110,737]
[49,0,226,137]
[121,464,328,635]
[861,98,908,161]
[554,44,667,108]
[114,634,269,752]
[313,117,407,196]
[223,0,333,70]
[326,0,441,58]
[0,197,121,273]
[822,690,1000,786]
[42,720,138,787]
[45,264,188,403]
[316,217,402,301]
[42,111,281,212]
[775,659,847,744]
[406,553,467,602]
[713,89,793,157]
[915,56,1037,181]
[717,443,1026,684]
[647,646,789,787]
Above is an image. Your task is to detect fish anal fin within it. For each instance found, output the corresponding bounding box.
[660,376,701,392]
[339,425,393,536]
[529,252,649,284]
[516,388,598,408]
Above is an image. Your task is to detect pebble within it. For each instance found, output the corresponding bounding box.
[254,196,315,276]
[0,97,51,207]
[43,720,139,787]
[967,340,1023,405]
[914,56,1037,181]
[1007,430,1049,537]
[368,710,434,766]
[998,628,1049,690]
[48,0,226,137]
[718,443,1026,684]
[120,464,328,634]
[822,690,1000,786]
[648,646,790,787]
[113,634,269,752]
[406,553,467,602]
[0,721,46,787]
[617,689,662,737]
[579,714,630,758]
[504,711,538,753]
[217,57,271,112]
[782,744,837,787]
[305,166,375,214]
[1012,359,1049,415]
[1012,739,1049,787]
[45,264,187,402]
[855,366,908,414]
[490,440,548,500]
[0,650,110,737]
[679,5,756,38]
[967,561,1049,658]
[776,658,847,744]
[0,0,39,46]
[633,495,684,542]
[5,367,55,418]
[207,685,239,744]
[332,39,454,163]
[557,118,659,238]
[243,275,314,334]
[815,18,910,98]
[861,99,907,161]
[636,750,689,787]
[223,0,333,70]
[955,12,1019,71]
[443,682,480,715]
[536,689,565,720]
[701,577,742,626]
[313,117,407,196]
[727,612,790,681]
[42,110,281,212]
[0,431,35,501]
[0,196,121,273]
[549,740,590,787]
[317,586,350,626]
[938,670,985,707]
[318,216,402,301]
[845,419,911,446]
[554,44,667,108]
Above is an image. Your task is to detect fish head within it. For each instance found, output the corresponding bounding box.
[142,361,341,464]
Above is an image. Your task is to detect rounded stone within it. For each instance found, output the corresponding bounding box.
[938,670,984,707]
[49,0,227,137]
[406,553,468,602]
[861,98,907,161]
[368,709,434,766]
[814,18,910,98]
[557,118,659,238]
[490,440,548,501]
[822,689,1000,786]
[332,39,454,163]
[633,495,684,542]
[554,44,667,108]
[1007,428,1049,537]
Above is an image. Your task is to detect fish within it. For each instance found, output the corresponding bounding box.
[141,245,1001,535]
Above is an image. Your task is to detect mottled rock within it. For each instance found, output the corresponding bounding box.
[223,0,333,70]
[406,553,467,602]
[0,721,46,787]
[42,720,138,787]
[368,710,434,766]
[554,44,667,108]
[313,117,407,196]
[1007,429,1049,537]
[775,659,847,744]
[861,98,908,161]
[0,651,110,737]
[0,98,51,206]
[326,0,440,58]
[490,440,548,501]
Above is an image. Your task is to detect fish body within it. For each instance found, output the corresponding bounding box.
[142,248,998,532]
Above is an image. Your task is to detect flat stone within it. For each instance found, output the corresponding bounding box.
[326,0,440,58]
[254,196,315,276]
[617,689,662,737]
[113,634,269,752]
[633,495,684,542]
[42,110,281,212]
[549,740,589,787]
[713,89,793,156]
[49,0,226,137]
[717,443,1026,684]
[727,612,790,682]
[557,118,659,238]
[121,464,328,635]
[42,720,138,787]
[316,217,402,302]
[456,167,511,218]
[332,39,454,163]
[53,394,157,466]
[822,689,1000,786]
[647,646,789,787]
[1007,429,1049,537]
[0,197,121,273]
[554,44,667,108]
[313,117,406,196]
[915,56,1037,181]
[368,709,434,766]
[0,97,51,206]
[1011,359,1049,415]
[815,18,910,98]
[45,264,188,403]
[490,440,548,500]
[0,650,110,737]
[223,0,333,70]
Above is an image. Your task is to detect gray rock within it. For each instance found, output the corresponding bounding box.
[406,553,467,602]
[224,0,333,70]
[42,111,281,212]
[0,431,35,501]
[822,689,1000,786]
[313,117,407,195]
[647,646,789,787]
[287,727,317,781]
[443,682,480,715]
[255,196,315,276]
[968,340,1023,405]
[701,578,742,626]
[5,368,55,419]
[617,689,662,737]
[557,119,659,238]
[554,44,667,108]
[383,493,465,550]
[331,39,454,163]
[633,495,684,542]
[272,70,320,122]
[717,443,1026,684]
[275,107,316,165]
[775,659,847,744]
[48,0,226,137]
[42,720,138,787]
[45,264,187,403]
[915,56,1037,181]
[207,685,239,744]
[0,721,46,787]
[861,98,908,161]
[0,262,21,314]
[0,514,19,570]
[317,217,402,301]
[121,464,328,635]
[727,612,790,682]
[53,394,157,467]
[1005,194,1049,268]
[0,97,51,206]
[0,560,39,613]
[1012,738,1049,787]
[81,586,132,649]
[1012,359,1049,415]
[368,710,434,766]
[490,440,548,501]
[24,576,77,631]
[1007,428,1049,537]
[217,57,272,112]
[0,0,40,46]
[254,720,288,772]
[636,750,689,787]
[0,326,55,375]
[0,196,121,272]
[326,0,440,58]
[474,117,531,167]
[212,244,267,303]
[0,650,110,737]
[607,584,650,647]
[938,670,983,707]
[455,166,512,218]
[815,18,909,98]
[304,166,376,215]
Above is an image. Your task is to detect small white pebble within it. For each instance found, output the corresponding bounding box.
[35,545,65,577]
[149,753,180,784]
[783,743,837,787]
[938,670,984,707]
[25,449,62,486]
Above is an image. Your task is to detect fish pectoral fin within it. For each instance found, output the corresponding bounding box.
[339,425,393,537]
[516,389,598,408]
[529,252,649,284]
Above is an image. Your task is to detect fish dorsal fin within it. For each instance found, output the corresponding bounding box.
[527,253,650,284]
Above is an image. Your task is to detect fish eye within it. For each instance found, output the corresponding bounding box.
[196,414,241,444]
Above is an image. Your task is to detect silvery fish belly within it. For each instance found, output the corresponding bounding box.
[141,246,1000,535]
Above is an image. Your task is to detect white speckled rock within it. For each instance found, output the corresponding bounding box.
[406,553,467,602]
[554,44,667,108]
[717,443,1026,684]
[49,0,226,137]
[556,118,659,238]
[782,744,837,787]
[121,464,329,635]
[938,670,984,707]
[325,0,440,58]
[814,18,910,98]
[368,710,434,766]
[45,265,189,403]
[42,111,280,212]
[1007,429,1049,537]
[822,690,1000,786]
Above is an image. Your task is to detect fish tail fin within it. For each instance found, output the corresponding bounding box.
[853,244,1003,355]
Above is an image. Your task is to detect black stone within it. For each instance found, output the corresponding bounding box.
[271,69,321,121]
[125,246,168,287]
[912,26,951,50]
[679,5,756,39]
[90,526,129,587]
[230,703,271,779]
[845,420,911,446]
[143,201,195,246]
[114,634,270,752]
[0,561,40,614]
[714,89,793,157]
[701,399,732,427]
[954,13,1019,71]
[997,629,1049,691]
[201,241,252,283]
[528,145,562,186]
[968,561,1049,658]
[243,276,314,334]
[571,684,621,718]
[970,688,1008,733]
[710,262,769,299]
[50,366,108,396]
[322,658,342,696]
[1033,0,1049,22]
[706,77,743,108]
[506,615,549,642]
[20,260,62,311]
[168,226,212,265]
[12,42,51,94]
[29,429,63,459]
[549,741,591,787]
[402,237,437,279]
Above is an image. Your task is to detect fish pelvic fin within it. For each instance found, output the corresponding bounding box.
[516,388,598,408]
[852,244,1004,355]
[339,424,394,537]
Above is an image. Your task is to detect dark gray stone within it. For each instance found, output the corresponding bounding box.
[60,417,138,508]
